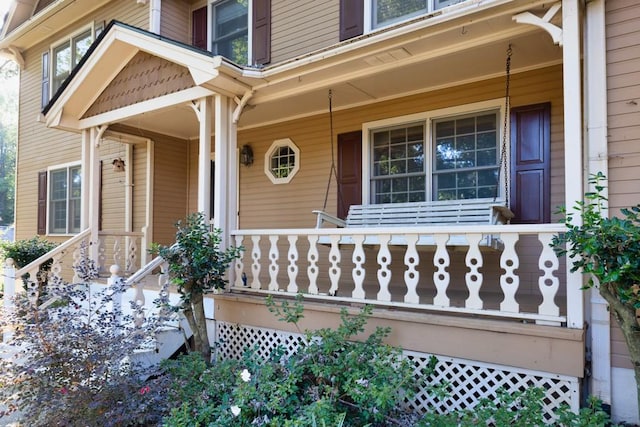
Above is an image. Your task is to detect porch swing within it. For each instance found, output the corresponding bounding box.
[313,45,515,246]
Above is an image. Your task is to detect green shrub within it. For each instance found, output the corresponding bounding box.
[0,235,57,269]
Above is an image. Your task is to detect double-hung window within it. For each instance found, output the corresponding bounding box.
[366,100,503,204]
[211,0,248,64]
[369,0,468,30]
[42,25,100,108]
[48,165,82,234]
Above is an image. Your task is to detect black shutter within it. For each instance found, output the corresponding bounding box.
[41,51,50,109]
[252,0,271,65]
[339,0,364,41]
[37,171,47,235]
[192,6,208,49]
[510,103,551,224]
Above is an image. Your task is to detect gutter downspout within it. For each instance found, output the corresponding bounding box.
[584,0,611,412]
[149,0,161,34]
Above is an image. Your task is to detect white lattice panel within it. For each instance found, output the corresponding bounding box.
[215,322,579,422]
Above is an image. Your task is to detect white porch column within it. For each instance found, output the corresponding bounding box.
[89,126,106,260]
[192,97,212,219]
[562,0,584,330]
[213,94,237,247]
[80,129,91,230]
[585,0,611,407]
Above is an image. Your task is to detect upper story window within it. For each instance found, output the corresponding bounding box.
[211,0,248,64]
[48,164,82,234]
[371,0,468,29]
[42,24,101,108]
[364,99,504,204]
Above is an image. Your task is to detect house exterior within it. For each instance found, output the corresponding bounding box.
[0,0,638,422]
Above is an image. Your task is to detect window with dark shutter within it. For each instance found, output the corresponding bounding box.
[41,51,49,109]
[192,6,208,50]
[252,0,271,65]
[340,0,364,41]
[37,171,47,235]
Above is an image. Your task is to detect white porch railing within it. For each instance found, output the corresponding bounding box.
[231,224,579,327]
[98,229,147,275]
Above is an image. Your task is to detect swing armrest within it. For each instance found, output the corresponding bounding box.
[313,210,346,228]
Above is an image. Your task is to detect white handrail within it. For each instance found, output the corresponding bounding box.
[15,228,91,277]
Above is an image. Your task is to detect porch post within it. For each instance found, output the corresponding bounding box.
[562,0,584,330]
[213,94,235,247]
[80,129,91,230]
[89,126,106,261]
[194,97,212,219]
[585,0,611,406]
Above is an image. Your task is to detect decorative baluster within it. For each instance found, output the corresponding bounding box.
[157,261,171,319]
[287,235,299,293]
[307,235,319,294]
[234,235,245,287]
[433,234,450,307]
[251,235,262,289]
[376,234,392,302]
[465,233,484,310]
[113,236,122,273]
[268,235,280,291]
[352,235,365,299]
[537,233,560,321]
[404,234,419,304]
[97,236,106,274]
[25,265,39,305]
[133,278,146,328]
[126,236,139,273]
[327,235,341,296]
[499,233,520,313]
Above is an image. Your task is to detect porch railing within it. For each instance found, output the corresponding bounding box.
[231,224,578,327]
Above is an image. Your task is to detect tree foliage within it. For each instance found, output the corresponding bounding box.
[552,172,640,419]
[151,212,242,362]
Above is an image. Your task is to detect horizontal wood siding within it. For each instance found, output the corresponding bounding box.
[160,0,191,44]
[152,133,189,246]
[271,0,339,63]
[99,140,127,231]
[606,0,640,370]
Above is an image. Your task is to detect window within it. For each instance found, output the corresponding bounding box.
[211,0,248,64]
[364,99,503,204]
[369,0,468,30]
[43,25,99,107]
[264,138,300,184]
[48,165,82,234]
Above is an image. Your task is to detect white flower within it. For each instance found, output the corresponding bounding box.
[231,405,241,417]
[356,378,369,387]
[241,368,251,382]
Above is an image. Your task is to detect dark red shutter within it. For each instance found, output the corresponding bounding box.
[510,103,551,224]
[41,51,50,109]
[192,6,208,50]
[37,171,47,234]
[252,0,271,65]
[337,131,362,219]
[339,0,364,41]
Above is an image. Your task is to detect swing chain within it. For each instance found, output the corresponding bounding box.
[497,44,512,207]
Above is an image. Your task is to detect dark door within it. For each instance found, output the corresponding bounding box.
[510,103,551,224]
[337,131,362,219]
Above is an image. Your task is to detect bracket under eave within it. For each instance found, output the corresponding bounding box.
[513,2,563,46]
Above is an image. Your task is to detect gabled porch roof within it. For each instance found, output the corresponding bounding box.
[43,0,563,139]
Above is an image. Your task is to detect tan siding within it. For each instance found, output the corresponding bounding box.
[271,0,339,63]
[15,0,152,240]
[606,0,640,369]
[160,0,192,44]
[152,134,190,246]
[99,140,127,231]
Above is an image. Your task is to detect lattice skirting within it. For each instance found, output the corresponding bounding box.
[214,321,580,422]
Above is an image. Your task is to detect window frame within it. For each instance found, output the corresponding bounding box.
[264,138,300,184]
[207,0,252,65]
[362,98,507,204]
[47,162,82,235]
[44,24,100,105]
[363,0,468,32]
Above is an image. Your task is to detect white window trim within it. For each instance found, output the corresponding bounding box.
[362,98,507,204]
[47,161,82,236]
[264,138,300,184]
[46,23,99,101]
[206,0,253,63]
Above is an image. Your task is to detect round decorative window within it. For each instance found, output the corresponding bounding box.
[264,138,300,184]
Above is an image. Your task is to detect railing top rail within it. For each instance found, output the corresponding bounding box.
[231,223,567,236]
[98,230,145,237]
[124,255,165,287]
[15,228,91,277]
